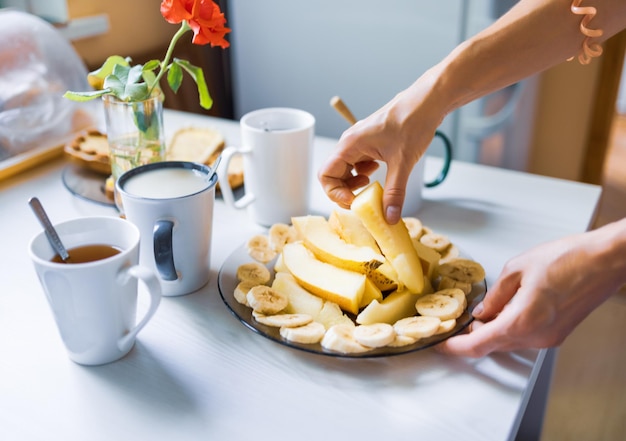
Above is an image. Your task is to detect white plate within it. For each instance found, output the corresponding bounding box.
[218,243,487,358]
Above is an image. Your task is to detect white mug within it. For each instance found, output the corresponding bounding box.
[28,216,162,366]
[116,161,217,296]
[218,107,315,226]
[369,130,453,215]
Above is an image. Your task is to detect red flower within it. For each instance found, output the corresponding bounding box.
[161,0,230,48]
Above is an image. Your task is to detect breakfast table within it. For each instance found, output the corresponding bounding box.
[0,109,601,441]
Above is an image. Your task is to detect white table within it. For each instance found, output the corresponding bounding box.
[0,110,601,441]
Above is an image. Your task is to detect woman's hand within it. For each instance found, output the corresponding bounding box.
[318,73,445,225]
[437,220,626,357]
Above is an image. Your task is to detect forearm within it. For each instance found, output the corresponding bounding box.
[417,0,626,119]
[589,217,626,297]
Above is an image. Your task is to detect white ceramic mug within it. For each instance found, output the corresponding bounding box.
[369,130,453,215]
[28,216,162,366]
[218,107,315,226]
[116,161,217,296]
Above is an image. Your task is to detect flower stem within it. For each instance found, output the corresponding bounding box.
[151,21,191,93]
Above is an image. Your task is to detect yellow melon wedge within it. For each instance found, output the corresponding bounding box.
[282,242,365,315]
[356,289,421,325]
[328,209,381,251]
[291,215,384,274]
[351,181,425,294]
[327,210,401,291]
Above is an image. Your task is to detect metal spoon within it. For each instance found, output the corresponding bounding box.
[28,197,69,261]
[209,154,222,182]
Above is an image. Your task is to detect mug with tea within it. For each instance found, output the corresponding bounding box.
[116,161,218,296]
[28,216,162,366]
[218,107,315,226]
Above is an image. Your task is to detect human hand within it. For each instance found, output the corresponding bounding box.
[437,223,626,358]
[318,76,445,225]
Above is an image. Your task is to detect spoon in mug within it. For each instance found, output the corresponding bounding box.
[209,154,222,183]
[28,197,69,262]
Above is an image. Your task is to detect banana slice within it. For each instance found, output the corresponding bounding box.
[353,323,396,348]
[247,234,277,263]
[435,318,457,335]
[246,285,288,315]
[419,233,451,253]
[280,321,326,344]
[438,275,472,295]
[393,316,441,339]
[387,334,418,347]
[436,287,467,310]
[402,217,424,239]
[268,223,297,252]
[321,324,370,354]
[236,262,271,284]
[438,258,485,283]
[415,293,463,321]
[234,280,257,306]
[252,311,313,328]
[439,244,460,265]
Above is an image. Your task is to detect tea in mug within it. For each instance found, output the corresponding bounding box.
[51,244,122,264]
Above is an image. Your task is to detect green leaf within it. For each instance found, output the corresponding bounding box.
[142,59,161,72]
[63,89,111,102]
[142,69,158,90]
[167,63,183,93]
[87,55,129,89]
[173,58,213,109]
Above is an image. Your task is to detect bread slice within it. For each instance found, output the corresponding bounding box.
[167,126,225,165]
[168,126,243,189]
[64,129,111,175]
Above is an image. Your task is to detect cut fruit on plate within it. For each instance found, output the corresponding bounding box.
[217,243,487,358]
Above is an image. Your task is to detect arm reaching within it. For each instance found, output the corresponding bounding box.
[437,218,626,357]
[318,0,626,223]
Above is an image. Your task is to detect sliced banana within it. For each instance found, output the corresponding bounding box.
[402,217,424,239]
[438,258,485,283]
[438,275,472,295]
[439,244,460,265]
[234,280,257,306]
[415,293,463,321]
[247,234,277,263]
[387,334,418,347]
[321,324,370,354]
[252,311,313,328]
[435,318,457,335]
[353,323,396,348]
[236,262,271,284]
[419,233,451,253]
[393,316,441,339]
[280,321,326,344]
[436,287,467,310]
[246,285,288,315]
[268,223,297,252]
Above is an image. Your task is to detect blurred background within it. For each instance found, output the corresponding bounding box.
[2,0,622,184]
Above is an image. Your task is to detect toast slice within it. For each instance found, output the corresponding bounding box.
[168,126,243,189]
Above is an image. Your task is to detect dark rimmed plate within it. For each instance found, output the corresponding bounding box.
[218,243,487,358]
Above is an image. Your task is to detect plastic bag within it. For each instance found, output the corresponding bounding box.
[0,10,91,157]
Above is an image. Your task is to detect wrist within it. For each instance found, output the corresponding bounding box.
[591,218,626,289]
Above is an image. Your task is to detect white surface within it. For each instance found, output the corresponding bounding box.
[0,110,601,441]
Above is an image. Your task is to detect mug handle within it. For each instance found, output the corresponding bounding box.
[116,265,162,353]
[217,145,255,209]
[153,219,177,281]
[424,130,453,188]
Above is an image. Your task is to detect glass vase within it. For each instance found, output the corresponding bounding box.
[103,92,166,212]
